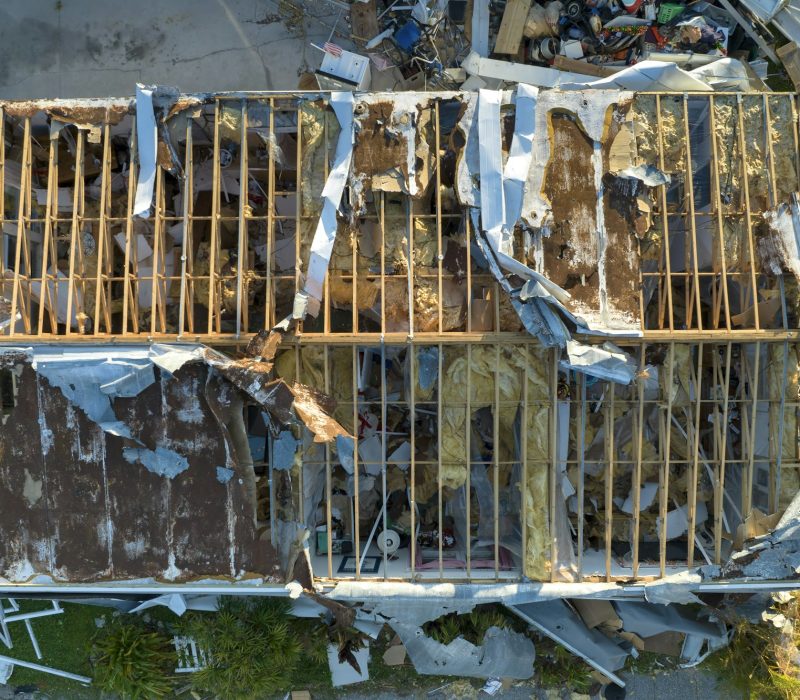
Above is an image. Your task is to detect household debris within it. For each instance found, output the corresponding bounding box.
[299,0,798,91]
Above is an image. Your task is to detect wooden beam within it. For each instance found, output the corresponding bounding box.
[494,0,532,55]
[553,56,616,78]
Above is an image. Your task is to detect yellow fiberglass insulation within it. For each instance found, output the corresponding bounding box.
[769,344,800,513]
[383,270,467,333]
[768,95,798,206]
[741,94,770,204]
[439,344,552,579]
[297,100,340,268]
[630,94,685,174]
[713,96,743,214]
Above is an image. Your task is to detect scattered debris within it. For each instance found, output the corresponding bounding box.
[391,620,536,679]
[296,0,795,92]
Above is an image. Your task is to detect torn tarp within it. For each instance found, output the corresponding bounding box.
[471,209,571,348]
[562,340,638,384]
[503,84,538,237]
[472,210,637,382]
[297,92,355,318]
[478,89,508,254]
[562,60,713,92]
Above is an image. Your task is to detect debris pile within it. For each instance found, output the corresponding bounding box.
[304,0,800,91]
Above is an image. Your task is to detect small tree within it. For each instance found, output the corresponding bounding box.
[91,619,176,699]
[183,597,302,700]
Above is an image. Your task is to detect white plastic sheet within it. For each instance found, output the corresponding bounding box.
[562,60,713,91]
[503,84,538,237]
[563,340,638,384]
[478,89,506,253]
[133,84,157,218]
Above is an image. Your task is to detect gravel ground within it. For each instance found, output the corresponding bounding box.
[339,667,727,700]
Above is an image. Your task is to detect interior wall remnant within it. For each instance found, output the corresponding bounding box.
[0,365,19,425]
[204,371,258,527]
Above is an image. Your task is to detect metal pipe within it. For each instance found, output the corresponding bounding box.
[0,653,91,684]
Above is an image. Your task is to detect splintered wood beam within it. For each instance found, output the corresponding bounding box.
[632,343,646,577]
[660,342,675,577]
[687,342,704,568]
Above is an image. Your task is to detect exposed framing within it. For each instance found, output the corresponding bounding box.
[0,91,796,585]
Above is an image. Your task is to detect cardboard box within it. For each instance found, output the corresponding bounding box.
[571,599,622,632]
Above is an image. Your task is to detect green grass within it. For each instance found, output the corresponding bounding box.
[626,650,677,675]
[534,638,594,694]
[9,599,743,699]
[0,600,112,698]
[704,618,800,700]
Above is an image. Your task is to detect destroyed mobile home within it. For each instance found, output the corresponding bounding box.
[0,85,799,684]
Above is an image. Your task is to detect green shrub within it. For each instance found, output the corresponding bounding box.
[706,614,800,700]
[182,597,302,700]
[91,619,176,699]
[295,616,331,666]
[536,639,593,693]
[423,605,513,646]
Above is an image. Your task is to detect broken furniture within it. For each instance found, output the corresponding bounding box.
[0,600,91,687]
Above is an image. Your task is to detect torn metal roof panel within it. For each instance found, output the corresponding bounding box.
[0,344,350,584]
[0,360,274,583]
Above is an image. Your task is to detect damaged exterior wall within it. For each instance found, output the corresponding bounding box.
[0,347,280,583]
[0,89,799,593]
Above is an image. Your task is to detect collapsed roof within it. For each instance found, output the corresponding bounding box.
[0,87,798,595]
